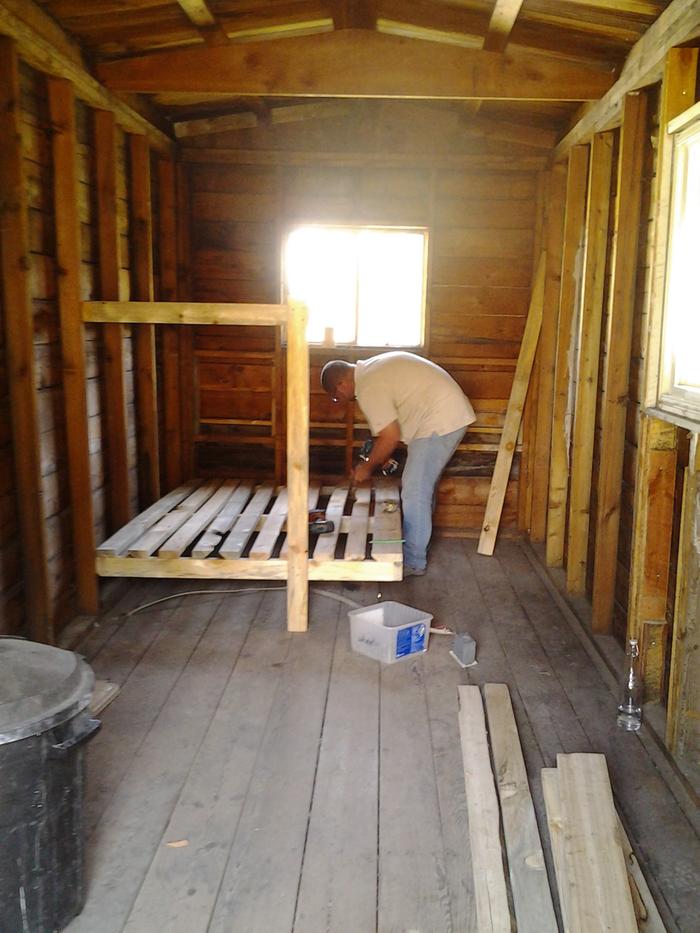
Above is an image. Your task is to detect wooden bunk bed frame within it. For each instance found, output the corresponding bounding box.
[82,300,403,632]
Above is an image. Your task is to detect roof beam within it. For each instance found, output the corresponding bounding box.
[332,0,376,30]
[555,0,700,156]
[483,0,524,53]
[175,0,229,45]
[96,30,613,101]
[173,101,350,137]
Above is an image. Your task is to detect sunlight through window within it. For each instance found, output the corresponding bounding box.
[283,225,427,347]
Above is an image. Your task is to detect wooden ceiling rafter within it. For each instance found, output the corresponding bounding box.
[331,0,376,31]
[483,0,525,53]
[175,0,230,45]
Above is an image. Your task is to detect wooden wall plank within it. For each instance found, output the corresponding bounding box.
[0,38,51,642]
[157,156,183,490]
[47,76,99,615]
[177,161,196,479]
[128,133,160,508]
[546,145,589,567]
[94,107,131,531]
[628,48,697,699]
[591,92,648,633]
[566,132,614,595]
[530,162,567,541]
[285,300,309,633]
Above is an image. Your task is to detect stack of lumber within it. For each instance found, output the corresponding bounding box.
[457,684,665,932]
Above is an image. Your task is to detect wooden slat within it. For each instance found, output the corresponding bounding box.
[344,487,371,560]
[546,144,589,567]
[219,484,275,559]
[557,753,638,933]
[94,108,131,531]
[370,480,403,561]
[97,482,199,557]
[541,768,570,932]
[285,300,310,631]
[157,157,183,491]
[530,162,567,542]
[0,38,51,642]
[158,481,238,558]
[482,0,524,53]
[478,254,546,556]
[48,76,99,615]
[191,482,253,558]
[484,684,557,933]
[312,485,349,560]
[83,300,289,326]
[591,92,648,632]
[457,686,510,933]
[128,483,220,558]
[565,132,614,595]
[128,133,160,509]
[249,487,288,560]
[96,30,614,100]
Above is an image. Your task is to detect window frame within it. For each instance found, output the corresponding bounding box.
[650,99,700,429]
[280,222,429,350]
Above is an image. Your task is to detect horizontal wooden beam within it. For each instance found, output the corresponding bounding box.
[0,0,173,153]
[96,29,613,100]
[555,0,700,156]
[83,301,289,327]
[96,556,402,581]
[179,147,548,170]
[174,101,350,138]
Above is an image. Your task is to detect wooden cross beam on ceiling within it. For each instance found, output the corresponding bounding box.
[96,30,614,101]
[332,0,376,30]
[483,0,524,53]
[176,0,229,45]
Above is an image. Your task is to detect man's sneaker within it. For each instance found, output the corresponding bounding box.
[403,566,426,578]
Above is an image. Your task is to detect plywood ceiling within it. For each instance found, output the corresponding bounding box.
[33,0,674,139]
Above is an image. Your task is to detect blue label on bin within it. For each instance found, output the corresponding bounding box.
[395,623,426,658]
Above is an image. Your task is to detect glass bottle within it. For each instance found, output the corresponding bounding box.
[617,638,643,732]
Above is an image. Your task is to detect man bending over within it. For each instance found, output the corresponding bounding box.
[321,351,475,577]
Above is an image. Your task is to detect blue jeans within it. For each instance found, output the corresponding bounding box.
[401,426,466,571]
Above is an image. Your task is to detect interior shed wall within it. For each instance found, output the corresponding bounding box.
[180,106,543,533]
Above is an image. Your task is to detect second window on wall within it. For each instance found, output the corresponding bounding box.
[282,224,428,347]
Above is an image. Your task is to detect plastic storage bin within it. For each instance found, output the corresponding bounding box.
[348,601,432,663]
[0,638,100,932]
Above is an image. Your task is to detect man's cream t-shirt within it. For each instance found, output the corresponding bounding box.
[354,351,476,445]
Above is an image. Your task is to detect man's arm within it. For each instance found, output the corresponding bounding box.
[352,420,401,483]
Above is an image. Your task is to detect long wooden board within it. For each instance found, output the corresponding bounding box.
[478,253,546,555]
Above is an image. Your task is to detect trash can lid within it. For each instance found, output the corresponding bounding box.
[0,639,94,745]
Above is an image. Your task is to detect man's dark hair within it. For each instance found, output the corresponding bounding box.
[320,360,353,393]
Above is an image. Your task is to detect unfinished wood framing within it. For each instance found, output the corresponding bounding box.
[591,91,648,633]
[545,144,589,567]
[47,76,99,615]
[94,108,131,532]
[286,300,310,631]
[530,163,566,542]
[0,37,51,642]
[128,133,160,509]
[478,253,545,556]
[565,132,614,596]
[157,157,183,491]
[628,48,697,698]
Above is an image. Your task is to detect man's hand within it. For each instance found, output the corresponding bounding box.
[352,461,373,484]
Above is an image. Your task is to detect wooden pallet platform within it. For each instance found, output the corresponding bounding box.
[96,478,403,581]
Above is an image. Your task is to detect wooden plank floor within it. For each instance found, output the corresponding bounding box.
[65,540,700,933]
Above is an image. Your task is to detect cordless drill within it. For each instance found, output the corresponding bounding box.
[358,439,400,476]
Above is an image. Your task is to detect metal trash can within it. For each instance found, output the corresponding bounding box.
[0,638,100,932]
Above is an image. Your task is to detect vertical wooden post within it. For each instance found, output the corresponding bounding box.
[94,108,130,531]
[286,300,309,633]
[546,145,589,567]
[128,133,160,507]
[666,433,700,754]
[176,161,196,479]
[157,157,182,490]
[47,77,99,615]
[530,162,567,541]
[628,48,697,699]
[0,37,51,642]
[566,132,614,595]
[590,93,648,633]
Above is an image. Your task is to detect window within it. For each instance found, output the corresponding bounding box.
[282,225,427,347]
[656,101,700,425]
